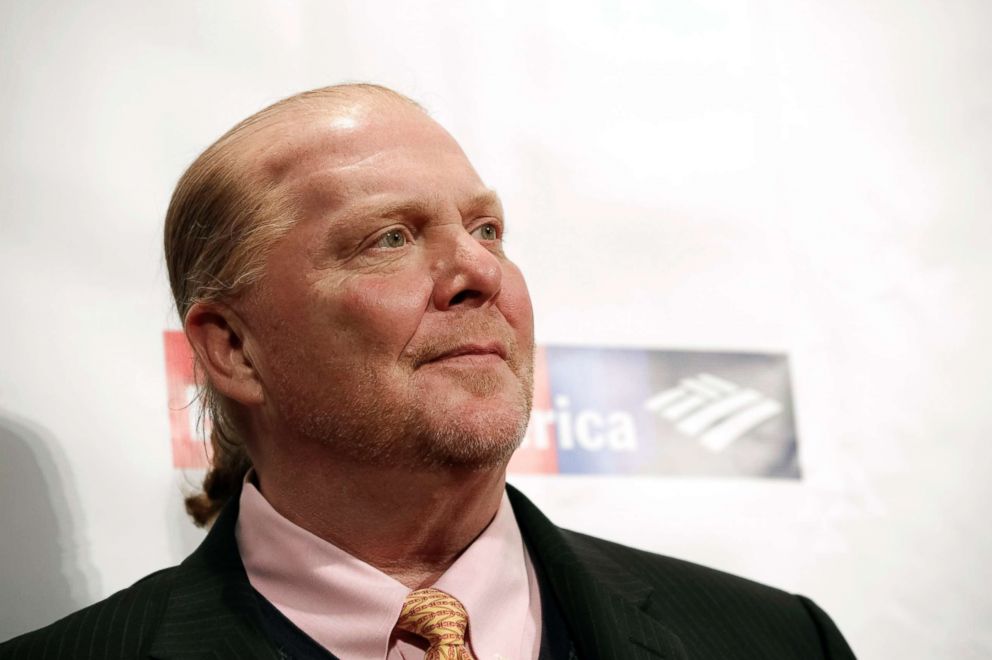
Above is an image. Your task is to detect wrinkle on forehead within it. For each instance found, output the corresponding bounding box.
[334,189,502,225]
[254,121,372,186]
[247,100,451,187]
[287,144,475,221]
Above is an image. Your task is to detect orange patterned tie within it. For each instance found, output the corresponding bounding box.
[396,588,477,660]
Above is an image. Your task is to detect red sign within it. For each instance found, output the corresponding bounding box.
[164,331,210,468]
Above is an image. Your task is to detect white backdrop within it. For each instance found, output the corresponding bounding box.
[2,1,991,657]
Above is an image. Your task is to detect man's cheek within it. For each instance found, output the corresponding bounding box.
[337,279,429,341]
[499,272,535,334]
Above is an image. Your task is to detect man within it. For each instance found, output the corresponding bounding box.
[0,84,856,659]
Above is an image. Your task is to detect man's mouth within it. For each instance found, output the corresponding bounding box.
[425,342,508,365]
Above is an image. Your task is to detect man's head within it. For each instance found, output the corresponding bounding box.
[165,85,534,524]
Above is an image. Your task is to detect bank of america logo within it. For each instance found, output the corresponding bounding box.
[644,373,783,452]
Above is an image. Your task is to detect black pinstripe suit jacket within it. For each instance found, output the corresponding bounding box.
[0,485,856,659]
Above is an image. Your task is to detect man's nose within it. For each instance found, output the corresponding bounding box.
[429,230,503,311]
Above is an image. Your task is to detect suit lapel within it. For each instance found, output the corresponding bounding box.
[148,497,280,660]
[508,485,688,660]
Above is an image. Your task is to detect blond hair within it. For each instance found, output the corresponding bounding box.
[165,84,420,526]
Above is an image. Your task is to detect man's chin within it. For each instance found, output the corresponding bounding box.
[415,361,511,399]
[406,392,531,470]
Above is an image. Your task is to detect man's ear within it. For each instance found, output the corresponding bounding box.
[184,301,264,407]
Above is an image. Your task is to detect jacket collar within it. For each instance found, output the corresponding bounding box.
[507,484,688,660]
[148,493,280,660]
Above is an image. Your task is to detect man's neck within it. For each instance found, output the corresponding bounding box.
[253,458,507,589]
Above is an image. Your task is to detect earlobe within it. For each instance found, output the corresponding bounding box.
[184,302,265,406]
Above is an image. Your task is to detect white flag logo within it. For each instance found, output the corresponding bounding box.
[643,373,783,452]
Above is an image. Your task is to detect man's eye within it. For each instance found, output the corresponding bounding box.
[375,230,407,249]
[471,223,499,241]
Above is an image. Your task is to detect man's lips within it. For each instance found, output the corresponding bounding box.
[424,342,508,364]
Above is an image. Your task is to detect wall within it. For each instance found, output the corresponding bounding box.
[1,1,990,657]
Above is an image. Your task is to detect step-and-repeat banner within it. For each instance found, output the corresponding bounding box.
[165,332,798,478]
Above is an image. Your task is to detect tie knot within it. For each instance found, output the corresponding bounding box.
[396,588,475,659]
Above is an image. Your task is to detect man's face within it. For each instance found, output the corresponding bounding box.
[238,100,534,469]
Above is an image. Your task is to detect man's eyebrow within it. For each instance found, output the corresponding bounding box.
[462,189,503,216]
[335,197,436,226]
[335,190,503,226]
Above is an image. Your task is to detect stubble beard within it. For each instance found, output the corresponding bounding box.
[274,349,535,471]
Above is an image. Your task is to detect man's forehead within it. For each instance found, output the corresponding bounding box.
[239,104,493,223]
[245,100,452,185]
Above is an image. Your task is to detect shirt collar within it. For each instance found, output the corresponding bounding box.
[434,489,539,659]
[235,478,540,660]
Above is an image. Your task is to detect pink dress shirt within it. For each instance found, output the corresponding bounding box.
[235,481,542,660]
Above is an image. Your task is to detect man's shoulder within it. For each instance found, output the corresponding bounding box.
[1,497,275,660]
[510,485,802,609]
[562,526,797,602]
[508,485,856,658]
[0,566,177,660]
[558,528,855,658]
